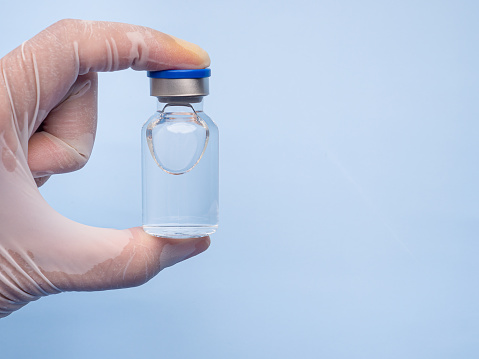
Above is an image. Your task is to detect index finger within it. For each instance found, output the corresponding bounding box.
[0,19,210,132]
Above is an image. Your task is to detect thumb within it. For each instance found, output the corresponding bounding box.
[0,176,210,316]
[40,226,211,292]
[0,188,210,293]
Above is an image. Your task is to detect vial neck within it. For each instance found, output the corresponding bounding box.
[156,97,204,112]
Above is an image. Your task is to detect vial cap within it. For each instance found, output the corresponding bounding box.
[148,69,210,101]
[147,68,211,79]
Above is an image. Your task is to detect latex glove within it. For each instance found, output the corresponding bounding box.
[0,19,211,318]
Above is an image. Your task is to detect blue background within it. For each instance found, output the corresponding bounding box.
[1,1,479,357]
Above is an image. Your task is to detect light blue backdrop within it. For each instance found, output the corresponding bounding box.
[1,0,478,358]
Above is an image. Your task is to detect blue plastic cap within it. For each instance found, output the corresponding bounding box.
[147,68,211,79]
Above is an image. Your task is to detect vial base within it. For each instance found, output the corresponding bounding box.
[143,225,218,239]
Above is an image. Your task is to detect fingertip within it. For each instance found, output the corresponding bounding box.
[192,236,211,258]
[167,35,211,68]
[155,235,210,270]
[130,227,210,267]
[165,235,211,260]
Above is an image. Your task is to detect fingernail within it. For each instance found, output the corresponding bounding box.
[185,237,210,260]
[169,35,211,67]
[32,170,54,177]
[159,237,210,270]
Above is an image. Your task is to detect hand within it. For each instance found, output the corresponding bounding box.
[0,19,211,317]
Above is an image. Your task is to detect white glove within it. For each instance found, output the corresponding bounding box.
[0,19,211,317]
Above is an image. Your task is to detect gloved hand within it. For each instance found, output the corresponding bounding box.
[0,19,211,317]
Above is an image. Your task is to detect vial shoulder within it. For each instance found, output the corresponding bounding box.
[142,111,162,129]
[197,111,218,133]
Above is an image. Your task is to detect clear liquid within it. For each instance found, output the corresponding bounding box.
[142,225,218,239]
[142,104,219,239]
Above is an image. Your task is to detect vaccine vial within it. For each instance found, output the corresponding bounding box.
[142,69,218,238]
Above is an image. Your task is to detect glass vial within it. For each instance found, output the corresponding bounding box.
[142,69,218,238]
